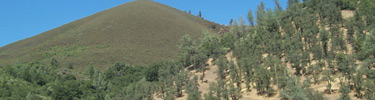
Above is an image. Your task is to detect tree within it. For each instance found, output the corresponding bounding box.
[353,71,364,98]
[354,11,365,41]
[145,63,159,82]
[322,70,335,94]
[198,11,202,18]
[274,0,283,12]
[222,84,230,100]
[338,54,356,85]
[200,32,224,59]
[312,44,323,60]
[52,78,83,100]
[331,33,347,52]
[191,51,208,70]
[288,0,299,8]
[302,78,325,100]
[274,62,289,89]
[358,0,375,30]
[255,66,273,96]
[186,75,201,100]
[220,32,236,49]
[175,70,188,97]
[92,70,108,100]
[51,58,59,68]
[340,0,357,10]
[320,28,329,57]
[289,49,303,75]
[164,88,176,100]
[256,2,266,27]
[216,56,228,80]
[338,83,351,100]
[363,79,375,100]
[308,62,323,84]
[247,9,254,26]
[301,51,310,74]
[228,82,242,100]
[345,18,356,43]
[178,34,197,67]
[238,57,254,91]
[124,79,155,100]
[87,63,95,79]
[229,61,241,87]
[204,82,220,100]
[361,32,375,58]
[326,4,343,27]
[280,76,308,100]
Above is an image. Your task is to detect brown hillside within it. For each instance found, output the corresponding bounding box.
[0,0,224,71]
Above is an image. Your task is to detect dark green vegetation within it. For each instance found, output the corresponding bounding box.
[0,0,224,71]
[1,0,375,100]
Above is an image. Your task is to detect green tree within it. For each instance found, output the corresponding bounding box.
[87,63,95,79]
[345,17,356,43]
[326,4,343,27]
[312,44,323,60]
[274,0,283,12]
[302,78,325,100]
[124,79,155,100]
[228,82,242,100]
[247,9,254,26]
[288,0,299,6]
[361,31,375,58]
[301,51,310,74]
[52,77,83,100]
[229,61,241,87]
[204,82,220,100]
[145,63,160,82]
[363,79,375,100]
[320,28,329,57]
[220,32,236,49]
[354,11,365,41]
[178,34,197,67]
[51,58,59,68]
[280,76,308,100]
[322,70,335,94]
[255,66,273,96]
[256,1,266,27]
[353,71,364,98]
[200,32,224,59]
[358,0,375,30]
[340,0,357,10]
[308,62,323,84]
[289,49,303,75]
[186,76,201,100]
[338,83,351,100]
[175,70,188,97]
[198,11,202,18]
[238,57,254,91]
[164,88,176,100]
[216,56,228,80]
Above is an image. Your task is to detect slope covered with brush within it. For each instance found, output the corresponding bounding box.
[0,0,223,70]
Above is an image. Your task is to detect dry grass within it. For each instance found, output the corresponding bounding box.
[0,1,224,71]
[342,10,354,19]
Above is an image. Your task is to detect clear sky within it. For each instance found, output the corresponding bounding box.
[0,0,287,47]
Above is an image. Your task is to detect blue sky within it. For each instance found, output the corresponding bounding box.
[0,0,287,47]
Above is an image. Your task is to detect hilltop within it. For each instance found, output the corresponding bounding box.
[0,0,224,71]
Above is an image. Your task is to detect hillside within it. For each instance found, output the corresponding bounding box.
[1,0,374,100]
[0,0,224,70]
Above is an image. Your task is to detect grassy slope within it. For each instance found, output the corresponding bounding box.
[0,1,223,71]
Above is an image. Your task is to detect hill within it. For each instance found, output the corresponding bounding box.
[0,0,223,71]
